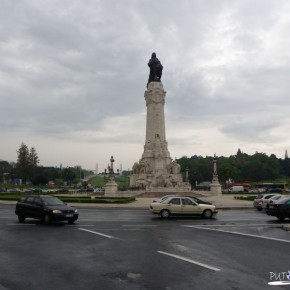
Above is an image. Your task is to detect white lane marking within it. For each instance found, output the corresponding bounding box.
[157,251,221,272]
[78,228,114,239]
[268,281,290,285]
[184,225,290,243]
[122,224,157,227]
[182,223,282,227]
[66,224,94,227]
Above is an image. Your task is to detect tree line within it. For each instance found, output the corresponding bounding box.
[0,143,93,186]
[1,144,290,187]
[177,149,290,187]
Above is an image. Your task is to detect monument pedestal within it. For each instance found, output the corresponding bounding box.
[105,180,118,196]
[210,183,222,196]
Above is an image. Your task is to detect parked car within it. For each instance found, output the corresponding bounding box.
[253,194,278,211]
[57,188,69,193]
[94,188,105,193]
[265,197,290,221]
[29,188,43,193]
[86,188,94,192]
[261,194,287,210]
[150,196,218,219]
[15,195,78,224]
[248,189,261,193]
[7,188,21,193]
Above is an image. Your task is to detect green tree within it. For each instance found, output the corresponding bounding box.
[241,153,280,182]
[15,143,40,183]
[0,160,12,182]
[281,156,290,177]
[29,147,40,183]
[177,155,212,187]
[15,143,30,182]
[29,147,39,169]
[61,167,78,184]
[176,149,286,187]
[218,161,238,182]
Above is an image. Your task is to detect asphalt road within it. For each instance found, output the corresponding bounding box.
[0,205,290,290]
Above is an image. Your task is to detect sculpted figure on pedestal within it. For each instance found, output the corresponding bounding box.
[167,160,181,174]
[147,52,163,87]
[132,162,140,174]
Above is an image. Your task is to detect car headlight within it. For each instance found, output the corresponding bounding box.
[74,209,78,213]
[52,209,62,214]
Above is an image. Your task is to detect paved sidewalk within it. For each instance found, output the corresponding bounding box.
[0,194,253,209]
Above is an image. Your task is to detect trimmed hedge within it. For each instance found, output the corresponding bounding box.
[60,197,135,204]
[0,195,20,201]
[234,196,256,201]
[0,194,135,204]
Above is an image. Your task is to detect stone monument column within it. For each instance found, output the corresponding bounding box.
[145,83,166,142]
[129,52,190,192]
[142,82,172,169]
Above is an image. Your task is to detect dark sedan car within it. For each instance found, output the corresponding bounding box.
[15,195,78,224]
[265,197,290,221]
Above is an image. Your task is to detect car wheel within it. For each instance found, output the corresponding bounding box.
[277,216,285,221]
[44,214,51,224]
[160,209,170,219]
[202,209,213,219]
[18,214,25,223]
[68,219,75,225]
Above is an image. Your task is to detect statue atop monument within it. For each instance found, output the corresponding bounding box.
[147,52,163,88]
[129,55,191,192]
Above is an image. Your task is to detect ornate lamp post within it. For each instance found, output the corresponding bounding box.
[210,154,222,195]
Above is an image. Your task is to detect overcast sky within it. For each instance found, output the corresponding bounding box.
[1,0,290,171]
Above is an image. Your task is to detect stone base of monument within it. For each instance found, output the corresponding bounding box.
[210,183,222,196]
[105,181,118,196]
[145,185,191,193]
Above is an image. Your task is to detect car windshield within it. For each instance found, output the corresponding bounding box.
[42,197,64,206]
[264,195,275,199]
[160,196,172,203]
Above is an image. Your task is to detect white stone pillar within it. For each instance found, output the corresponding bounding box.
[210,155,222,195]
